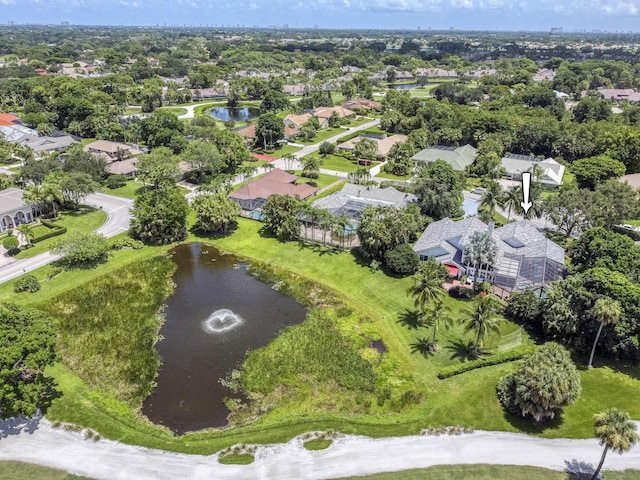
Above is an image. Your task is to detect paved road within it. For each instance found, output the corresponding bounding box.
[0,193,132,284]
[1,416,638,480]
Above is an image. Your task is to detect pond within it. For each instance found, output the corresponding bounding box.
[141,243,307,435]
[209,106,260,122]
[389,82,422,90]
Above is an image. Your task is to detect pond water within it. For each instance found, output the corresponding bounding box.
[390,82,422,90]
[141,243,307,435]
[209,106,260,122]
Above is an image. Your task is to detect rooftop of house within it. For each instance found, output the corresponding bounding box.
[501,154,565,186]
[0,187,28,214]
[84,140,144,157]
[413,217,565,268]
[314,106,355,119]
[312,183,417,220]
[0,113,21,127]
[337,134,407,157]
[411,144,478,171]
[341,98,382,110]
[18,134,78,152]
[284,112,313,127]
[229,168,318,202]
[596,88,640,102]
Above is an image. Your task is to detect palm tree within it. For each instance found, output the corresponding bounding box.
[317,209,333,246]
[16,223,35,246]
[334,213,350,249]
[590,408,639,480]
[479,181,503,217]
[502,185,521,221]
[587,297,622,369]
[464,231,497,290]
[423,299,452,345]
[461,294,502,357]
[297,202,313,241]
[407,260,446,313]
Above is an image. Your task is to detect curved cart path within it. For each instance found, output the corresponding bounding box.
[1,416,639,480]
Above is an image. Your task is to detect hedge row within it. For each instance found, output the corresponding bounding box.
[437,345,537,380]
[32,220,67,243]
[613,225,640,241]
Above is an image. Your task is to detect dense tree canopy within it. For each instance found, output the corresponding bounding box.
[0,303,58,419]
[130,187,188,245]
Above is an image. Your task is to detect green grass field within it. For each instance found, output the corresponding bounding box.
[0,462,89,480]
[337,465,640,480]
[298,128,348,146]
[314,153,372,173]
[157,107,188,116]
[375,171,412,181]
[15,207,107,259]
[104,181,190,200]
[269,144,302,158]
[303,439,333,450]
[2,217,639,455]
[293,171,341,189]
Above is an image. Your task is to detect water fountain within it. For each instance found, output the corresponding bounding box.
[202,308,243,333]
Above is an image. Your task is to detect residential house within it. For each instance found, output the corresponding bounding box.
[413,217,565,291]
[341,99,382,111]
[415,67,458,78]
[533,68,556,82]
[596,88,640,102]
[0,188,36,232]
[336,133,408,158]
[229,168,318,211]
[312,183,417,224]
[284,84,307,95]
[16,134,78,156]
[84,140,144,177]
[283,113,317,131]
[501,154,565,187]
[411,145,478,171]
[314,106,355,122]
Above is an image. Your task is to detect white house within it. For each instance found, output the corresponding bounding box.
[0,188,36,232]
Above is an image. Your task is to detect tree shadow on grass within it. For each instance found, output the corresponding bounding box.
[52,256,109,271]
[501,407,565,435]
[446,339,475,362]
[397,309,423,330]
[564,459,596,479]
[295,240,341,257]
[410,336,437,357]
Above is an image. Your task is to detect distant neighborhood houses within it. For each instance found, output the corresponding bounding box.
[411,144,565,186]
[0,113,79,157]
[413,217,566,292]
[284,106,355,132]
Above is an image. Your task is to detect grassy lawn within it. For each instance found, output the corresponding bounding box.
[218,454,255,465]
[298,128,348,146]
[303,439,333,450]
[293,171,342,189]
[0,461,89,480]
[104,181,190,200]
[347,116,374,128]
[124,106,142,114]
[376,171,413,182]
[269,144,302,158]
[2,219,639,455]
[316,154,360,173]
[337,465,640,480]
[157,107,188,116]
[15,206,107,259]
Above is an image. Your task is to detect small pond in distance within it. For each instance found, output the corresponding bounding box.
[141,243,307,435]
[209,106,260,122]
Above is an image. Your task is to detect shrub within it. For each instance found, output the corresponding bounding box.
[437,345,537,379]
[13,275,41,293]
[31,222,66,243]
[384,243,419,275]
[111,237,144,250]
[105,174,127,189]
[51,231,110,267]
[449,285,474,299]
[3,235,19,253]
[496,342,581,422]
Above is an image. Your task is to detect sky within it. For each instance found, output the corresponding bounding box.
[2,0,640,32]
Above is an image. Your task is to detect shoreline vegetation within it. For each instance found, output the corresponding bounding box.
[1,218,639,455]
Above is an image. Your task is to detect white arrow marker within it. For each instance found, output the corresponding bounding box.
[520,172,532,215]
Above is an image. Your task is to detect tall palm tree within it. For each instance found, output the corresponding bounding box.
[334,213,350,249]
[590,408,639,480]
[587,297,622,368]
[464,231,497,290]
[461,294,502,357]
[479,181,503,217]
[407,260,446,313]
[423,299,452,345]
[317,209,333,246]
[502,185,521,221]
[16,223,35,246]
[297,202,313,241]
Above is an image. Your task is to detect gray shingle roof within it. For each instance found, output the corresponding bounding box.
[411,144,478,171]
[312,183,417,220]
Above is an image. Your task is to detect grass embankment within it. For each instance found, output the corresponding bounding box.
[303,439,333,450]
[105,181,191,200]
[217,454,255,465]
[41,256,176,405]
[15,207,107,259]
[0,461,89,480]
[3,219,639,454]
[337,465,640,480]
[157,107,188,116]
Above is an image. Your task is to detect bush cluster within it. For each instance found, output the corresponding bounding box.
[449,285,475,299]
[13,275,41,293]
[437,345,536,379]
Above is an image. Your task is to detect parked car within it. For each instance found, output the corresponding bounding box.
[470,187,487,194]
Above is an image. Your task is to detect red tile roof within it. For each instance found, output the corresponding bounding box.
[0,113,20,127]
[230,168,318,201]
